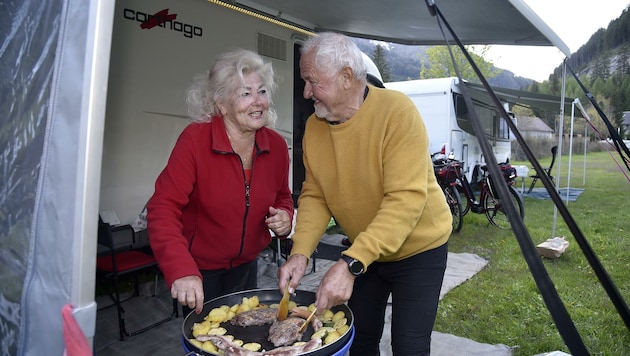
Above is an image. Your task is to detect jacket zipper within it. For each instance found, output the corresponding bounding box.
[230,149,258,268]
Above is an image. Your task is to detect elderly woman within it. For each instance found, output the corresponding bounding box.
[148,49,294,315]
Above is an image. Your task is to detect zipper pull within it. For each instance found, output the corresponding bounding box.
[245,185,250,207]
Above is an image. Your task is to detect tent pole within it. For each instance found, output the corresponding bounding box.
[567,100,576,203]
[552,61,567,238]
[583,115,588,186]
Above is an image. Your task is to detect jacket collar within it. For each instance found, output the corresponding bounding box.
[210,115,271,153]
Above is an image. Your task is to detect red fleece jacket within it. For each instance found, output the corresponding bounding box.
[147,117,294,287]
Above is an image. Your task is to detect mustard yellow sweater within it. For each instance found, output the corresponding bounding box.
[291,86,452,269]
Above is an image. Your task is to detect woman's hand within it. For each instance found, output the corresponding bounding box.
[265,206,292,237]
[171,275,204,314]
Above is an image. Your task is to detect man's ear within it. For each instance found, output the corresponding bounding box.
[340,67,354,89]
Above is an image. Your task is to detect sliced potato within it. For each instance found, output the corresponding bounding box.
[311,326,336,340]
[201,341,218,352]
[241,297,250,307]
[191,321,211,337]
[247,295,260,308]
[226,310,236,321]
[324,330,341,345]
[332,310,345,322]
[232,339,244,347]
[243,342,262,351]
[288,300,297,311]
[206,307,228,323]
[311,327,328,340]
[333,317,347,329]
[188,339,202,348]
[321,309,334,321]
[207,327,227,336]
[336,324,350,335]
[236,303,251,314]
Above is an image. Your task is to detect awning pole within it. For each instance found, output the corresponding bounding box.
[552,61,567,238]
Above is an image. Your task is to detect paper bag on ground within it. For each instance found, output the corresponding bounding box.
[536,236,569,258]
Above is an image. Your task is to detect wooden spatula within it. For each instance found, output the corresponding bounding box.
[277,283,290,320]
[298,307,317,333]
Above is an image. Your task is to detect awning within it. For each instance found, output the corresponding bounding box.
[464,82,582,117]
[234,0,570,55]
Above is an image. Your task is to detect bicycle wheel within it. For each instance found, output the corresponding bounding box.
[444,185,463,233]
[456,182,471,216]
[484,185,525,229]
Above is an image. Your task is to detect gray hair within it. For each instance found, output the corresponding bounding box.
[301,32,367,81]
[186,49,278,125]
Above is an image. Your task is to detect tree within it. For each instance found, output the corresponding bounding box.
[591,55,611,82]
[420,45,499,82]
[371,44,391,83]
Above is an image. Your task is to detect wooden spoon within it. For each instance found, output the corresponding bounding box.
[277,283,290,321]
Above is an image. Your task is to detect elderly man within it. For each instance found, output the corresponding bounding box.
[278,32,452,356]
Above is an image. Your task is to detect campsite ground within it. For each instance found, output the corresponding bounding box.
[434,150,630,355]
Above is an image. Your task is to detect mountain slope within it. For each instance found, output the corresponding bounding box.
[353,38,533,89]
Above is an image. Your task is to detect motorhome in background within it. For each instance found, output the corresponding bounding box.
[386,77,513,181]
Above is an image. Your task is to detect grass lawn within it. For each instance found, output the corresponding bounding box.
[433,150,630,356]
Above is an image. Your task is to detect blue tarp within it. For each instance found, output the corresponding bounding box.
[523,187,585,202]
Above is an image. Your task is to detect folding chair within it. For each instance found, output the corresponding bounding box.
[96,218,176,340]
[528,145,558,193]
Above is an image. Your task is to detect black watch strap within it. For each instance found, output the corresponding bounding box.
[341,255,364,276]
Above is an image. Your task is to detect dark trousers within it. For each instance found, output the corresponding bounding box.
[182,259,258,317]
[349,243,448,356]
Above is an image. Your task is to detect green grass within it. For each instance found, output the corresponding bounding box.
[434,151,630,355]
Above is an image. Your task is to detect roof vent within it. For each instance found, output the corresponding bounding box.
[258,33,286,61]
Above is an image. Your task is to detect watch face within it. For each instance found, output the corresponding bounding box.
[349,259,363,275]
[342,255,363,275]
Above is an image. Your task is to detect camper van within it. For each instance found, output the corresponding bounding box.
[104,1,317,223]
[386,77,514,181]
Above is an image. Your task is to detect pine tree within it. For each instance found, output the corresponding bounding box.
[371,44,391,83]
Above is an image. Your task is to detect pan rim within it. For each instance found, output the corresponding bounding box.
[181,288,354,356]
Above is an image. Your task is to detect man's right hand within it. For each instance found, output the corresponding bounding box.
[171,275,204,314]
[277,254,308,294]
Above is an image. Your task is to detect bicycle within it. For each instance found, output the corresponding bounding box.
[432,152,464,233]
[432,153,525,231]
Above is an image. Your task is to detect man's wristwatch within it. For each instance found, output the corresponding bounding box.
[341,255,364,276]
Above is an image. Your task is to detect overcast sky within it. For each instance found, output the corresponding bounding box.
[485,0,630,81]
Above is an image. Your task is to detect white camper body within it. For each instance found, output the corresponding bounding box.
[101,0,311,224]
[386,77,513,181]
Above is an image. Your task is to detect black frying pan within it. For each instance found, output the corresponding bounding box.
[181,288,354,356]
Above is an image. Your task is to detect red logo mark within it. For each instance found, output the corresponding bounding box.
[140,8,177,29]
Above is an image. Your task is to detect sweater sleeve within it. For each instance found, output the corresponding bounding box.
[147,128,201,287]
[289,119,333,259]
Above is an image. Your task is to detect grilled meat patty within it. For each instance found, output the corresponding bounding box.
[268,317,304,347]
[230,308,278,327]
